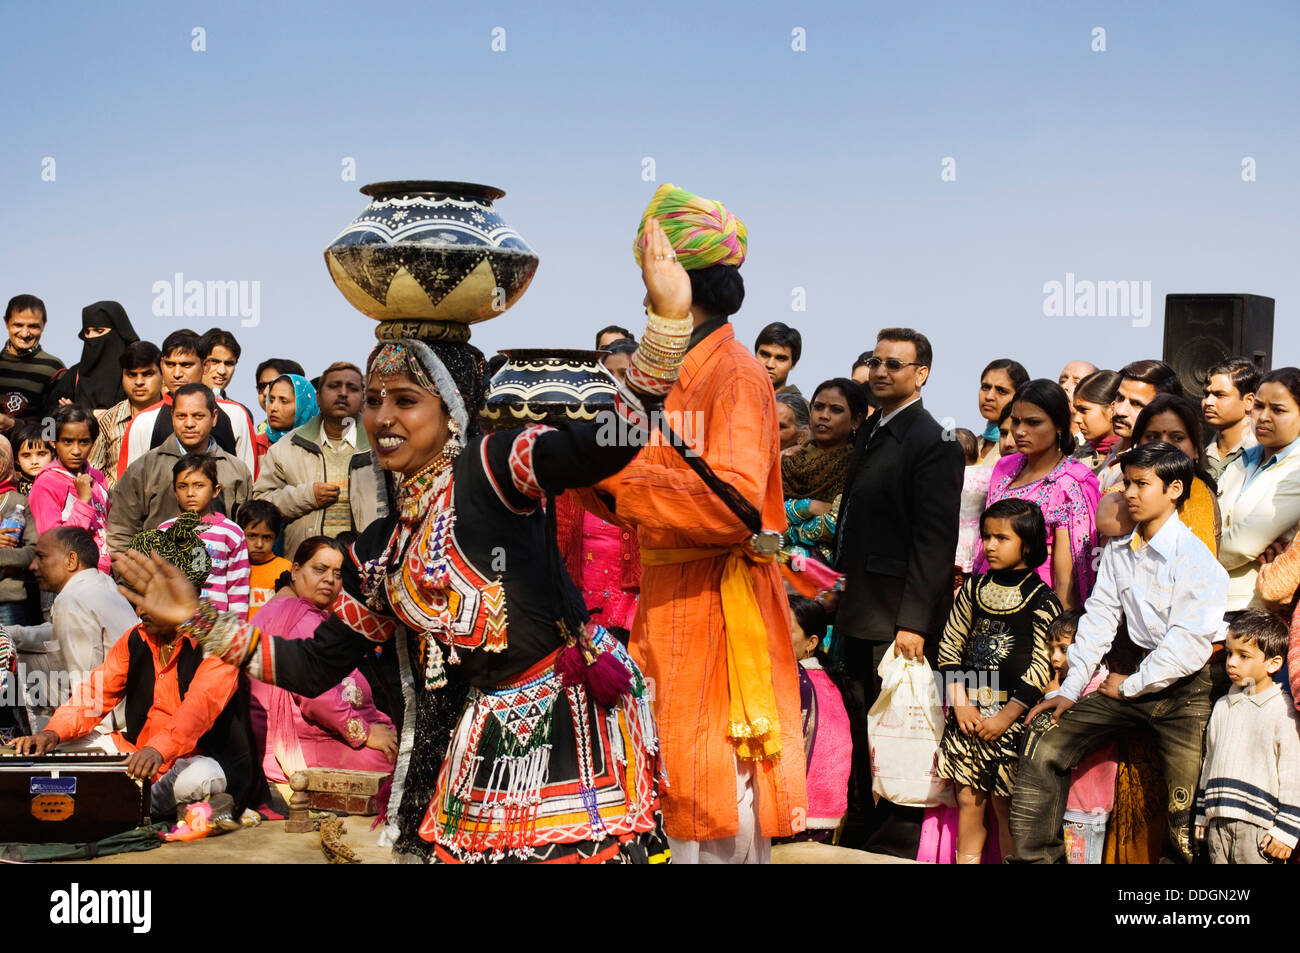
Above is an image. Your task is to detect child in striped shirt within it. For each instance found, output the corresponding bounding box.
[157,454,250,619]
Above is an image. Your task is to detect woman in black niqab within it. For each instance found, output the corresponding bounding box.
[50,301,140,410]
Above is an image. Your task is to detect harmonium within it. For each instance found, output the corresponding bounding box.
[0,750,151,843]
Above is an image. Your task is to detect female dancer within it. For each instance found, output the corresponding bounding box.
[115,220,691,864]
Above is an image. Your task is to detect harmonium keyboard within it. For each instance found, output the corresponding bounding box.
[0,750,151,843]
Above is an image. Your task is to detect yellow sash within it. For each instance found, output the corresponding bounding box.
[640,546,782,760]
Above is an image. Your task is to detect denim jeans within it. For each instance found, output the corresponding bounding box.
[1009,663,1213,863]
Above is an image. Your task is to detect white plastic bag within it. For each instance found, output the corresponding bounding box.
[867,643,954,808]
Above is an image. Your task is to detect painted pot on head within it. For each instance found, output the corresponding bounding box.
[481,350,619,432]
[324,181,539,342]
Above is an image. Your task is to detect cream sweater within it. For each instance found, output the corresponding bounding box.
[1194,682,1300,849]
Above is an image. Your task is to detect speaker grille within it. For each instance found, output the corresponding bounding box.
[1170,336,1231,399]
[1163,294,1275,398]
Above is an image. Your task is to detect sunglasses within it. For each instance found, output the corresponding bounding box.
[863,357,924,372]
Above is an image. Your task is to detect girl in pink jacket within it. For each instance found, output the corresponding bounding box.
[28,405,111,573]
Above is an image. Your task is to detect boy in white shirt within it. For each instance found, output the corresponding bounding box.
[1009,442,1227,863]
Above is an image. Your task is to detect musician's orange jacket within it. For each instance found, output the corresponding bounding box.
[578,322,808,842]
[45,625,239,779]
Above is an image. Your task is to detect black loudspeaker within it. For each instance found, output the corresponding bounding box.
[1162,294,1274,399]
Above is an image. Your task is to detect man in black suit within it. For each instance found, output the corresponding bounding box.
[832,327,964,854]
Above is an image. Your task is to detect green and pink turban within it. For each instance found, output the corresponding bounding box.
[634,184,747,271]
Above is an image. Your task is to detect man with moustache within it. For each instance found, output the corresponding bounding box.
[3,527,138,729]
[1097,359,1184,493]
[107,384,251,554]
[199,328,241,399]
[832,327,964,855]
[0,294,65,432]
[1201,358,1260,482]
[251,362,386,556]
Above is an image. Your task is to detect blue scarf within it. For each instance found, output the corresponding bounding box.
[266,374,320,445]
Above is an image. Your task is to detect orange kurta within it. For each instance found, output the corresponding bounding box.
[45,626,239,780]
[585,323,807,841]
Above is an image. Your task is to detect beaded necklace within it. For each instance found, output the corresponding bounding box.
[360,450,456,610]
[397,453,455,523]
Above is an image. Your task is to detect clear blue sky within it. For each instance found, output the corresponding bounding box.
[2,1,1296,427]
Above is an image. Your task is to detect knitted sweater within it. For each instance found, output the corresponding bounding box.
[1194,682,1300,849]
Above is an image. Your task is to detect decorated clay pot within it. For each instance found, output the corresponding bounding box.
[481,349,619,431]
[324,181,539,341]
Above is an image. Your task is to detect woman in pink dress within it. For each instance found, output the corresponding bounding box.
[972,379,1100,609]
[248,536,397,783]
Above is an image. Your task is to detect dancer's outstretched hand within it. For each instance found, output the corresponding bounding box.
[114,550,199,627]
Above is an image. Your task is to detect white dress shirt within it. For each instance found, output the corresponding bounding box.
[876,393,921,429]
[6,568,140,731]
[1059,512,1228,701]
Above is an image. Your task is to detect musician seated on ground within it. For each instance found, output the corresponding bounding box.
[11,516,261,818]
[4,527,139,732]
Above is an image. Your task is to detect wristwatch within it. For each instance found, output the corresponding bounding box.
[746,530,782,558]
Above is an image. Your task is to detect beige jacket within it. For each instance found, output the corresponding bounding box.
[251,415,388,558]
[106,437,252,554]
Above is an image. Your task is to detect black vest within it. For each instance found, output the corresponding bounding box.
[122,629,266,814]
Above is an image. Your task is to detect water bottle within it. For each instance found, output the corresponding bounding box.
[0,503,26,539]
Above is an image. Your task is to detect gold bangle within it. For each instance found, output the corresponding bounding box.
[630,362,679,381]
[645,308,691,334]
[636,338,680,360]
[633,307,692,387]
[634,344,685,368]
[629,352,681,377]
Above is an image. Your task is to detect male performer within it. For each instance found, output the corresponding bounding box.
[580,185,806,864]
